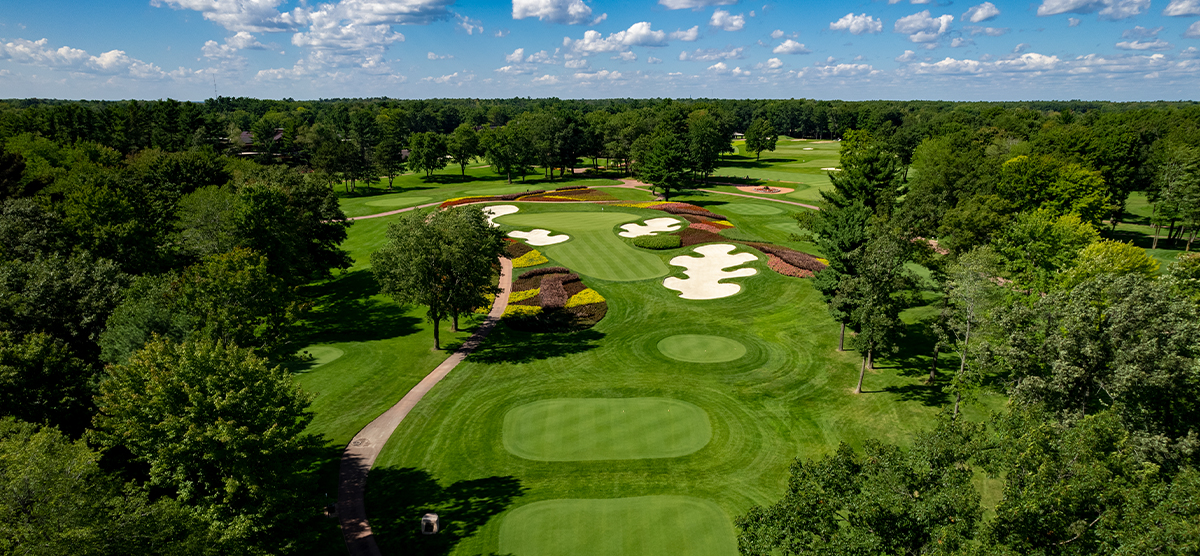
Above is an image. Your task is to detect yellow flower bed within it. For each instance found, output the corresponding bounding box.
[503,304,543,318]
[512,250,549,268]
[816,257,829,265]
[565,288,605,308]
[509,288,540,303]
[712,220,734,227]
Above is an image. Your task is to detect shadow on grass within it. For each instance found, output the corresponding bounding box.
[467,323,603,365]
[366,467,525,556]
[879,319,953,407]
[295,269,422,345]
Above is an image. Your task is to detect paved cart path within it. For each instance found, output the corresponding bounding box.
[337,258,514,556]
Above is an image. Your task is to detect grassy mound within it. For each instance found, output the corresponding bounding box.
[499,496,737,556]
[502,397,711,461]
[657,334,747,363]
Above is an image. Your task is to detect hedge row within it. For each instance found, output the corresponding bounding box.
[633,235,682,250]
[518,266,572,279]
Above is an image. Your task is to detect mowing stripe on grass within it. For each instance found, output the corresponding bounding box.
[499,496,737,556]
[497,212,668,282]
[503,398,711,461]
[363,196,433,208]
[722,203,784,215]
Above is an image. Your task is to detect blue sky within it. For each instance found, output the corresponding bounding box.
[1,0,1198,101]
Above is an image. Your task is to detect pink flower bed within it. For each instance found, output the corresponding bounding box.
[689,222,723,234]
[767,254,815,278]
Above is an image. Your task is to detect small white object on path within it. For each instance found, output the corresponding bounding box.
[509,229,570,245]
[483,205,520,227]
[338,258,514,556]
[618,217,683,238]
[663,244,758,300]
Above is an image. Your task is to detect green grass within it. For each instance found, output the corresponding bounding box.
[362,196,434,208]
[498,496,738,556]
[497,209,669,282]
[657,334,747,363]
[721,203,785,216]
[502,398,712,461]
[367,201,1000,554]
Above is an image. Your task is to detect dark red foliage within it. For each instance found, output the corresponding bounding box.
[744,242,826,272]
[538,273,575,309]
[767,254,815,278]
[676,227,725,247]
[505,240,533,259]
[518,267,572,279]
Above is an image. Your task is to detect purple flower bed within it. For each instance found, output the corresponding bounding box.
[519,267,572,280]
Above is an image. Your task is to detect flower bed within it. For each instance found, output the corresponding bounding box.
[518,188,615,202]
[767,254,815,278]
[742,242,826,273]
[676,227,725,247]
[502,269,606,332]
[633,234,682,250]
[505,238,533,259]
[512,249,549,268]
[688,222,723,234]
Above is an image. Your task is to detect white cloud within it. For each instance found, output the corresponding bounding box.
[151,0,310,33]
[226,31,269,50]
[427,51,453,59]
[0,37,171,79]
[896,49,918,62]
[670,26,701,41]
[771,29,785,39]
[710,10,746,31]
[773,40,811,54]
[658,0,736,9]
[647,56,663,64]
[1036,0,1149,20]
[613,51,638,61]
[1123,26,1162,38]
[706,61,749,75]
[1069,17,1083,25]
[573,69,622,80]
[755,57,783,69]
[512,0,604,25]
[495,64,534,74]
[797,62,877,79]
[965,26,1009,35]
[1163,0,1200,16]
[1014,42,1031,53]
[565,21,674,54]
[1188,21,1200,38]
[421,71,471,84]
[457,14,483,35]
[564,58,589,68]
[1116,38,1173,50]
[830,13,884,35]
[963,2,1001,23]
[533,74,559,83]
[679,46,745,61]
[526,49,558,63]
[505,48,525,63]
[895,10,955,43]
[951,37,974,47]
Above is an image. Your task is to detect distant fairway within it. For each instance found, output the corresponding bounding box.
[503,398,711,461]
[499,496,737,556]
[657,335,746,363]
[363,196,432,208]
[723,203,785,215]
[497,211,669,281]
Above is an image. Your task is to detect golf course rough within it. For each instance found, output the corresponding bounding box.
[499,496,738,556]
[496,211,668,282]
[503,397,712,461]
[657,335,747,363]
[663,244,759,300]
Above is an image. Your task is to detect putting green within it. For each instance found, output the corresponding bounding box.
[497,212,668,282]
[503,398,711,461]
[722,203,784,215]
[300,345,344,367]
[363,196,433,208]
[499,496,737,556]
[657,335,746,363]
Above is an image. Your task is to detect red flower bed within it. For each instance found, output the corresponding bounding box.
[689,222,723,234]
[505,238,533,259]
[767,254,815,278]
[744,242,826,272]
[555,185,588,191]
[519,266,572,279]
[676,227,725,247]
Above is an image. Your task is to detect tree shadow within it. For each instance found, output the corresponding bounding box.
[467,324,603,365]
[879,320,952,407]
[295,270,422,344]
[366,467,526,556]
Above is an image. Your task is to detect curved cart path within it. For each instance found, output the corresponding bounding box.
[338,257,514,556]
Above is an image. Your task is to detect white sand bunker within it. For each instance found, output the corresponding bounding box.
[821,167,841,171]
[509,229,570,246]
[619,217,683,238]
[663,244,758,300]
[484,205,519,227]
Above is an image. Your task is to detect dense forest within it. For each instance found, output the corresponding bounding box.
[1,96,1199,554]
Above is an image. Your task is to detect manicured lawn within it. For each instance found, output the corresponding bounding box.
[503,398,712,461]
[365,203,996,555]
[497,209,669,282]
[657,334,747,363]
[499,496,738,556]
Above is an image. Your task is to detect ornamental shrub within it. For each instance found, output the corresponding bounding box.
[538,274,574,309]
[633,235,682,250]
[555,185,587,191]
[518,267,572,279]
[512,250,549,268]
[502,304,542,318]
